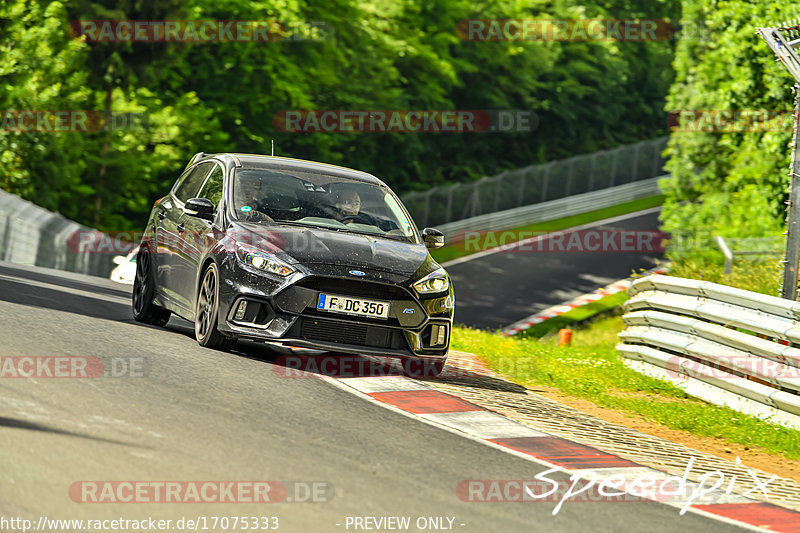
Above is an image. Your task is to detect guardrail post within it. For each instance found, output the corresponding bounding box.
[0,214,10,261]
[541,163,551,202]
[493,173,505,211]
[758,23,800,299]
[609,147,620,186]
[469,184,482,218]
[563,158,572,197]
[589,153,597,190]
[715,235,734,274]
[445,186,455,226]
[782,86,800,300]
[422,189,432,228]
[651,138,664,178]
[517,168,527,206]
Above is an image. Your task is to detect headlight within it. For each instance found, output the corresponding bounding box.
[235,244,296,277]
[413,268,449,295]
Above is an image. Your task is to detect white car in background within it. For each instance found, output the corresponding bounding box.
[110,250,137,284]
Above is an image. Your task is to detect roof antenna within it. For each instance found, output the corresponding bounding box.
[271,139,274,156]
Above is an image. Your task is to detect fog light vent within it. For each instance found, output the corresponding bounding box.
[234,301,248,320]
[429,324,447,347]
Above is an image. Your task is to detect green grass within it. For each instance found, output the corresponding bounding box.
[515,291,629,339]
[452,316,800,460]
[431,195,665,263]
[666,256,781,296]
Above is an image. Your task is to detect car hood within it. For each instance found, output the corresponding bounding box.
[231,222,429,276]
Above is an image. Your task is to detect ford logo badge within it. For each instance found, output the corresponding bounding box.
[349,270,366,277]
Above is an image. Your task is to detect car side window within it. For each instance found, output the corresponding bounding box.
[197,164,225,209]
[174,162,213,203]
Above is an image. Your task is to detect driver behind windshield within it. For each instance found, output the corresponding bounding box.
[334,189,362,221]
[234,174,272,220]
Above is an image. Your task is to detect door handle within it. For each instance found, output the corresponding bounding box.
[157,211,166,220]
[177,223,185,234]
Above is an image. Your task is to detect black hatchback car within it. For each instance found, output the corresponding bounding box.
[132,153,454,374]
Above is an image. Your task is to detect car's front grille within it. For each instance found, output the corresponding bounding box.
[302,318,368,345]
[295,276,411,300]
[294,317,406,350]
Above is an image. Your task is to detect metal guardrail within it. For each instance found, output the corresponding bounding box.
[438,176,664,237]
[714,235,783,274]
[0,188,117,277]
[1,172,663,277]
[402,137,668,229]
[617,275,800,418]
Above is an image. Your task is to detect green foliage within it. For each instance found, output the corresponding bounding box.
[668,255,782,296]
[0,0,90,211]
[661,0,797,259]
[1,0,677,231]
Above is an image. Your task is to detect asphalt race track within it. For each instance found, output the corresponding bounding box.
[0,260,749,532]
[444,208,664,330]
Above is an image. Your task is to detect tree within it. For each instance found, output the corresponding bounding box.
[661,0,794,253]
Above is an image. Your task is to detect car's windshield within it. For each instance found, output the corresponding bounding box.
[232,168,417,242]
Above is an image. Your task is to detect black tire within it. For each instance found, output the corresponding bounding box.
[132,246,171,327]
[195,263,236,351]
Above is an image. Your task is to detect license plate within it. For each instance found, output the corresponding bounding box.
[317,293,390,319]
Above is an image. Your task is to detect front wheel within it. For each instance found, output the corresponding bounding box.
[195,263,236,351]
[132,246,171,327]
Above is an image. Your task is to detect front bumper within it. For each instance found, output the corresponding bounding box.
[216,263,453,358]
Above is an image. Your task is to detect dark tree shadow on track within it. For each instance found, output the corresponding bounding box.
[0,263,131,300]
[0,416,136,446]
[0,276,134,322]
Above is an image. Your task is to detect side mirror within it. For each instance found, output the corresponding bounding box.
[422,227,445,249]
[184,198,215,221]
